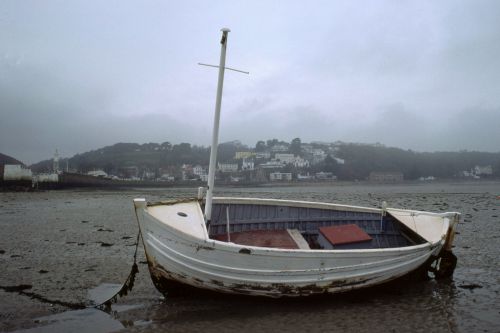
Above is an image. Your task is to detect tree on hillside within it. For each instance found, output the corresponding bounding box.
[255,141,266,152]
[217,142,240,162]
[290,138,302,155]
[161,142,172,151]
[323,155,339,173]
[171,143,192,164]
[266,139,279,148]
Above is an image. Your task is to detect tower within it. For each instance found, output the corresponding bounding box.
[53,149,59,173]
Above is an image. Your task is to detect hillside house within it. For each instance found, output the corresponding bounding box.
[274,153,295,164]
[369,171,404,182]
[269,172,292,181]
[193,165,205,176]
[270,144,289,152]
[311,149,327,164]
[218,163,238,173]
[2,165,32,181]
[255,152,271,159]
[474,165,493,176]
[315,172,337,180]
[235,151,255,159]
[241,159,255,171]
[292,156,310,168]
[87,170,108,178]
[259,161,285,169]
[297,173,313,181]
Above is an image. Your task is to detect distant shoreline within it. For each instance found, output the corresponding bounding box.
[3,178,499,192]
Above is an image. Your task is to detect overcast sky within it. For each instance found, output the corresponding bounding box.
[1,1,499,164]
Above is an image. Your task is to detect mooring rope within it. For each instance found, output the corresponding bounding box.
[0,229,142,312]
[94,229,142,311]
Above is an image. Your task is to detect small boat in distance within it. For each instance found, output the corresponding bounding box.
[133,28,459,298]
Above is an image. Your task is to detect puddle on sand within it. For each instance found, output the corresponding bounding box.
[13,284,148,333]
[13,308,125,333]
[87,283,122,306]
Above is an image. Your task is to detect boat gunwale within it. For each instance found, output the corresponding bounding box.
[213,196,461,218]
[137,201,447,256]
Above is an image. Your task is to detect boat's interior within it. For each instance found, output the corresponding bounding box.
[207,202,427,250]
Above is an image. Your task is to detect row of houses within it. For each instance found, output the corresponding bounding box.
[460,165,494,179]
[234,150,341,166]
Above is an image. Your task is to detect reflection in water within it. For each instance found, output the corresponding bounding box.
[87,283,123,306]
[13,308,124,333]
[131,278,460,333]
[12,283,148,333]
[12,304,149,333]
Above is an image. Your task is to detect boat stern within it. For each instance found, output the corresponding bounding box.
[133,198,147,232]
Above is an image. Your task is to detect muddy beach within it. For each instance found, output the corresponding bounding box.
[1,182,499,332]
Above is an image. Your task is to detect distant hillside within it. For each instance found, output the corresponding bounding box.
[334,144,500,180]
[0,153,24,166]
[29,140,500,180]
[30,142,212,174]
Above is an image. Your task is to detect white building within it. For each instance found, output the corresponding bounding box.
[230,176,244,182]
[142,171,156,180]
[297,173,313,181]
[255,152,271,159]
[475,165,493,176]
[312,149,327,164]
[160,174,175,182]
[259,161,285,169]
[334,157,345,165]
[315,172,337,180]
[419,176,436,181]
[35,173,59,183]
[241,159,254,171]
[270,144,289,152]
[269,172,292,181]
[234,151,255,159]
[292,156,310,168]
[193,165,205,176]
[274,153,295,164]
[218,163,238,173]
[3,165,32,181]
[87,170,108,177]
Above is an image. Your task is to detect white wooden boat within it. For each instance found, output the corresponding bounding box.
[133,197,459,297]
[133,28,459,298]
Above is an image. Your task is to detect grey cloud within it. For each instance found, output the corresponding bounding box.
[1,0,500,163]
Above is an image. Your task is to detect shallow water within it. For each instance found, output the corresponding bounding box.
[1,181,499,332]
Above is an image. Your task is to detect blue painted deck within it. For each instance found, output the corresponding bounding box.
[209,203,425,249]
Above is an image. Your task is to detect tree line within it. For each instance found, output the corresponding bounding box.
[30,140,500,180]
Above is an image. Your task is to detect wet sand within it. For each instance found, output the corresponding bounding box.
[1,182,499,332]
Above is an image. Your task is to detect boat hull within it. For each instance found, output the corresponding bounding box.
[134,198,457,297]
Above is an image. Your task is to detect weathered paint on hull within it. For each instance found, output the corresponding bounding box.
[145,256,435,298]
[134,198,453,298]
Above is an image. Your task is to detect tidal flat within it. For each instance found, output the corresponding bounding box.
[1,182,499,332]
